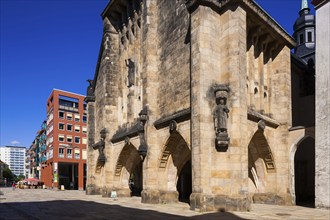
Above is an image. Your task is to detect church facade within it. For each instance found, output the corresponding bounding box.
[85,0,314,211]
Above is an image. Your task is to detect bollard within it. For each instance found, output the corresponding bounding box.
[61,185,65,191]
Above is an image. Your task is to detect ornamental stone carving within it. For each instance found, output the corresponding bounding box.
[92,128,107,167]
[85,79,95,102]
[138,107,148,160]
[213,85,230,151]
[125,58,136,88]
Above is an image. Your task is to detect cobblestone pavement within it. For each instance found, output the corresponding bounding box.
[0,188,329,220]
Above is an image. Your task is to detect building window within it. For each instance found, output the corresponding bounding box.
[67,135,72,143]
[58,134,65,142]
[307,31,312,42]
[74,148,80,159]
[299,34,304,45]
[58,148,64,158]
[74,137,80,144]
[67,148,72,159]
[82,149,87,160]
[67,124,72,131]
[82,115,87,123]
[82,126,87,134]
[59,111,64,119]
[58,123,64,130]
[74,125,80,133]
[67,113,73,120]
[82,137,87,145]
[74,114,80,122]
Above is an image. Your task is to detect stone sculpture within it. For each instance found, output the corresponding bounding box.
[125,59,135,87]
[92,128,107,166]
[214,85,230,151]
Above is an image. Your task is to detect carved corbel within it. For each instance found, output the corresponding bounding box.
[258,120,266,132]
[137,107,148,160]
[169,120,177,133]
[85,79,95,103]
[213,85,230,151]
[91,128,107,167]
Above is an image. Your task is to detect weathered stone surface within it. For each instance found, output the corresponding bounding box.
[314,0,330,209]
[86,0,301,212]
[253,193,286,205]
[141,190,160,204]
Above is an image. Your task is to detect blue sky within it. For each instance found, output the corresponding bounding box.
[0,0,314,148]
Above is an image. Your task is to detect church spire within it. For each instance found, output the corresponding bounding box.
[301,0,309,10]
[299,0,310,15]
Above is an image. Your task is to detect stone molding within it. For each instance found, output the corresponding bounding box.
[154,108,191,130]
[111,122,140,144]
[247,109,280,128]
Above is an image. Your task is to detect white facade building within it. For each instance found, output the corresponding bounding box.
[0,146,26,176]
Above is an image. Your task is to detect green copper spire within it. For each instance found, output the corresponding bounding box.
[301,0,309,10]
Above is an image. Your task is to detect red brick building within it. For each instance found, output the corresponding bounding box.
[41,89,87,190]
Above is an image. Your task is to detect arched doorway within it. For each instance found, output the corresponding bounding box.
[294,137,315,207]
[115,143,143,197]
[159,131,191,203]
[177,160,192,203]
[129,160,143,196]
[248,130,276,194]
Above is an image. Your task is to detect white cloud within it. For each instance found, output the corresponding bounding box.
[10,140,20,145]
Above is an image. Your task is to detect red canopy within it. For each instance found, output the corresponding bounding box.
[23,178,43,185]
[24,178,41,182]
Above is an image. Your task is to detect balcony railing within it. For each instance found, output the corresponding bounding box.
[59,105,79,112]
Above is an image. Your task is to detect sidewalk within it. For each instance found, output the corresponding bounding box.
[0,188,329,220]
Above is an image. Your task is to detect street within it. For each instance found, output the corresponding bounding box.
[0,188,329,220]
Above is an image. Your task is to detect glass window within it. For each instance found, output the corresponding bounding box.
[74,148,80,159]
[82,126,87,134]
[299,34,304,45]
[67,135,72,143]
[58,123,64,130]
[307,31,312,42]
[82,115,87,123]
[74,137,80,144]
[58,148,64,158]
[59,111,64,119]
[67,124,72,131]
[58,134,65,142]
[82,137,87,145]
[67,113,73,120]
[82,149,87,160]
[74,114,80,122]
[67,148,72,159]
[74,125,80,133]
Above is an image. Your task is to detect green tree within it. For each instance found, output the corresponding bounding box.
[17,174,25,181]
[3,168,14,185]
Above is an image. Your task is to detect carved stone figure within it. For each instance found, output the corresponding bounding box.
[214,97,229,133]
[92,128,107,166]
[138,107,148,160]
[125,59,135,87]
[213,85,230,151]
[86,79,94,97]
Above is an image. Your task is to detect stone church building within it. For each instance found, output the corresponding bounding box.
[85,0,324,211]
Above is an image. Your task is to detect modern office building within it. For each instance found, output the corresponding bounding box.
[0,146,26,177]
[41,89,87,190]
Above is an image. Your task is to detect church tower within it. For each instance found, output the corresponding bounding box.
[293,0,315,63]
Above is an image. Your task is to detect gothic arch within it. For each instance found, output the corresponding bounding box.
[289,135,315,207]
[158,131,191,200]
[248,130,276,193]
[114,143,143,195]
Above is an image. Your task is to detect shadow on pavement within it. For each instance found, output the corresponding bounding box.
[1,200,248,220]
